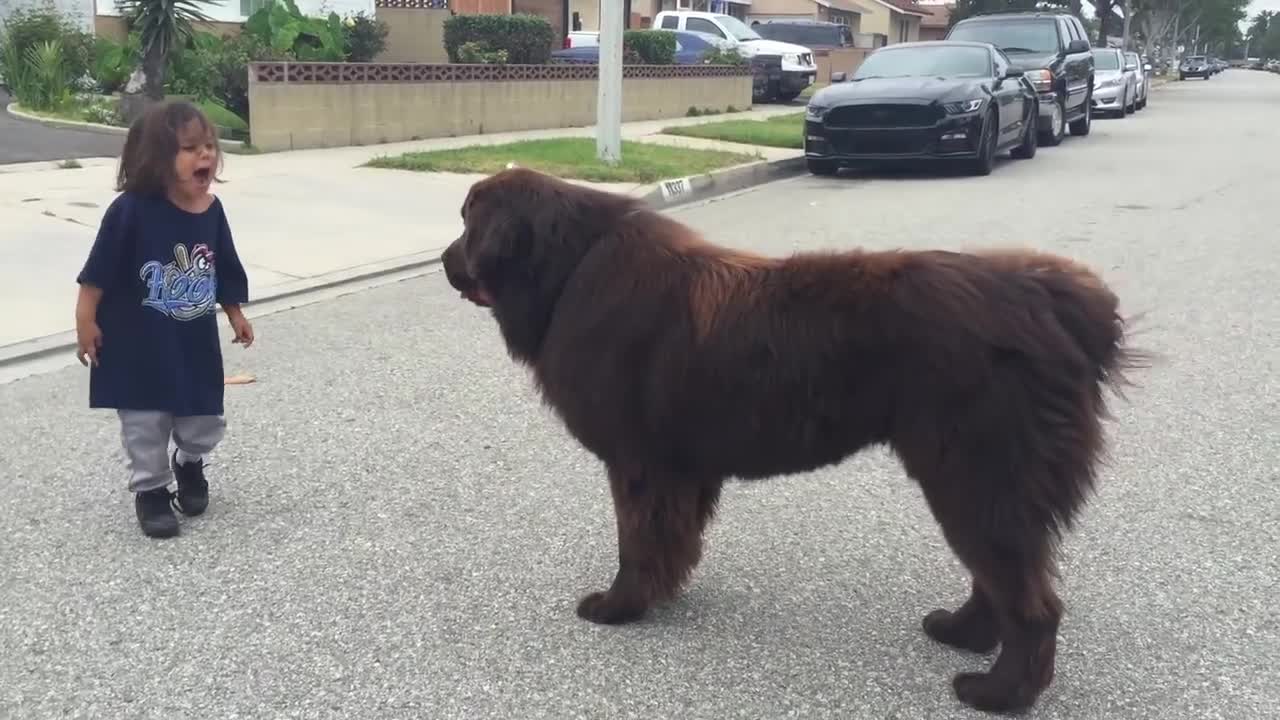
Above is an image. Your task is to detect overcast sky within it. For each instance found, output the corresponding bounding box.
[1246,0,1280,17]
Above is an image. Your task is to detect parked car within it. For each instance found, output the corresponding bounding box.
[551,29,728,65]
[1089,47,1135,117]
[944,10,1094,146]
[652,10,818,102]
[752,18,855,49]
[1125,50,1151,109]
[803,41,1040,177]
[1180,55,1211,80]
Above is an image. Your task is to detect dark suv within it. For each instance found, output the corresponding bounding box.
[944,11,1094,146]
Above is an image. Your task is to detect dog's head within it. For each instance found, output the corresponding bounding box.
[441,166,638,363]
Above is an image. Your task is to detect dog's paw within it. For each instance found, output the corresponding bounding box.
[576,591,646,625]
[952,671,1036,714]
[923,608,1000,654]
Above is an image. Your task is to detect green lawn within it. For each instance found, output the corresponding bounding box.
[364,137,758,184]
[661,112,805,149]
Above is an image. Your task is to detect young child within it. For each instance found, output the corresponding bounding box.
[74,100,253,539]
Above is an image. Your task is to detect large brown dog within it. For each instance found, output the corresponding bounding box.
[440,167,1147,713]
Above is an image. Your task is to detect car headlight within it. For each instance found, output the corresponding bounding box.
[943,98,983,114]
[1096,77,1121,88]
[1022,68,1053,92]
[805,104,828,121]
[783,53,799,65]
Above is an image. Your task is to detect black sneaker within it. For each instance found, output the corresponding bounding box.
[171,450,209,516]
[135,487,179,538]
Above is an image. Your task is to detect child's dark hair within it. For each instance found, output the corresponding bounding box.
[116,100,223,195]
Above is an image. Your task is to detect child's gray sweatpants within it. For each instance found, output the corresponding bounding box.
[117,410,226,492]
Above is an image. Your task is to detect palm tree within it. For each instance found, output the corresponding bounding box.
[116,0,216,101]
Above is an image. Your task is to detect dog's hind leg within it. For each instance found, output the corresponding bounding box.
[924,479,1064,714]
[576,466,722,625]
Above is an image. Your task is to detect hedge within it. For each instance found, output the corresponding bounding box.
[443,13,555,65]
[624,29,676,65]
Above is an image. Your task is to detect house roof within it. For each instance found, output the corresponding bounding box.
[916,2,952,27]
[873,0,933,18]
[818,0,875,14]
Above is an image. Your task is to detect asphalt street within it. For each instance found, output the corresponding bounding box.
[0,90,125,165]
[1,70,1277,719]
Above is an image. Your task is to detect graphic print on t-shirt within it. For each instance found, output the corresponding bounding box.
[139,243,218,321]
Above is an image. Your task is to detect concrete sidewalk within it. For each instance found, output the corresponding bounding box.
[0,106,803,355]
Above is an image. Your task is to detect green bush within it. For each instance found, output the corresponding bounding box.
[701,46,748,66]
[623,29,676,65]
[443,13,554,65]
[342,11,389,62]
[243,0,346,61]
[90,35,139,94]
[455,41,508,65]
[0,3,94,87]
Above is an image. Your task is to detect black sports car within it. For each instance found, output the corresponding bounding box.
[803,41,1041,176]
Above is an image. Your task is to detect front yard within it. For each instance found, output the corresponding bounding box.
[365,138,759,184]
[662,112,804,150]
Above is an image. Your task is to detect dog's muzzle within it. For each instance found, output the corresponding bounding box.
[441,239,492,308]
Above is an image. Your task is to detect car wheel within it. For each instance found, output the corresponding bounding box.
[1039,97,1065,146]
[969,110,998,176]
[807,158,838,176]
[1010,104,1038,159]
[1069,94,1092,135]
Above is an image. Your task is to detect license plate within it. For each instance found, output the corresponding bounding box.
[807,76,814,85]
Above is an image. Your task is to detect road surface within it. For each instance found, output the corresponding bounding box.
[0,90,124,165]
[1,70,1277,719]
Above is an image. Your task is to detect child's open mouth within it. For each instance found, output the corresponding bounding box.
[194,167,211,183]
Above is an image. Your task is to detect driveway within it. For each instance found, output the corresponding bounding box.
[0,89,124,165]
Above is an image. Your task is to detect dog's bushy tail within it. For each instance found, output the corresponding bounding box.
[1025,256,1155,411]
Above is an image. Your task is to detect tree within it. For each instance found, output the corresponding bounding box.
[115,0,216,102]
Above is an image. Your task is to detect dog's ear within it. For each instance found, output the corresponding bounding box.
[466,195,535,287]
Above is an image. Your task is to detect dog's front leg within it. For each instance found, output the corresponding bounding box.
[576,464,721,625]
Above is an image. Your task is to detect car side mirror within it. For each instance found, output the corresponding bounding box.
[1066,39,1090,54]
[1004,68,1024,78]
[830,71,847,82]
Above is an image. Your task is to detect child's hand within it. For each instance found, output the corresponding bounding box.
[229,314,254,348]
[76,320,102,367]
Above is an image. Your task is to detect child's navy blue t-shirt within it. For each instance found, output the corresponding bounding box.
[76,192,249,417]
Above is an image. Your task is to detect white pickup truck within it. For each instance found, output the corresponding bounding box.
[651,10,817,101]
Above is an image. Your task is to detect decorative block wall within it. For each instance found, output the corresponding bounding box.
[247,61,754,152]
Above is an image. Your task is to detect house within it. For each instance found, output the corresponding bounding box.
[746,0,868,30]
[855,0,928,43]
[915,1,951,40]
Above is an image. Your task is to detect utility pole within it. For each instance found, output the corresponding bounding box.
[1121,0,1131,51]
[596,0,624,165]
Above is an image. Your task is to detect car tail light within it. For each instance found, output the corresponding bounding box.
[563,36,571,48]
[1023,68,1053,93]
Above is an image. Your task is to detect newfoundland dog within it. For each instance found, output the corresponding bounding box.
[440,167,1147,713]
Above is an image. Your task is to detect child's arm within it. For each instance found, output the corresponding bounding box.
[75,283,104,366]
[74,195,130,367]
[215,203,253,347]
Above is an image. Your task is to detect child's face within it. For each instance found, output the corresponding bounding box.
[173,119,219,197]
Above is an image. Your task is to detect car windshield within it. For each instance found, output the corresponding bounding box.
[852,45,992,79]
[756,23,841,46]
[715,14,762,41]
[948,20,1059,54]
[1092,50,1121,70]
[1187,55,1205,62]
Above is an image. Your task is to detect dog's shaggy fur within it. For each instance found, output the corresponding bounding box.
[441,167,1148,713]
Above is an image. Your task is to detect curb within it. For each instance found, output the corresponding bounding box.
[5,103,246,153]
[0,153,805,372]
[637,154,806,209]
[0,248,445,371]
